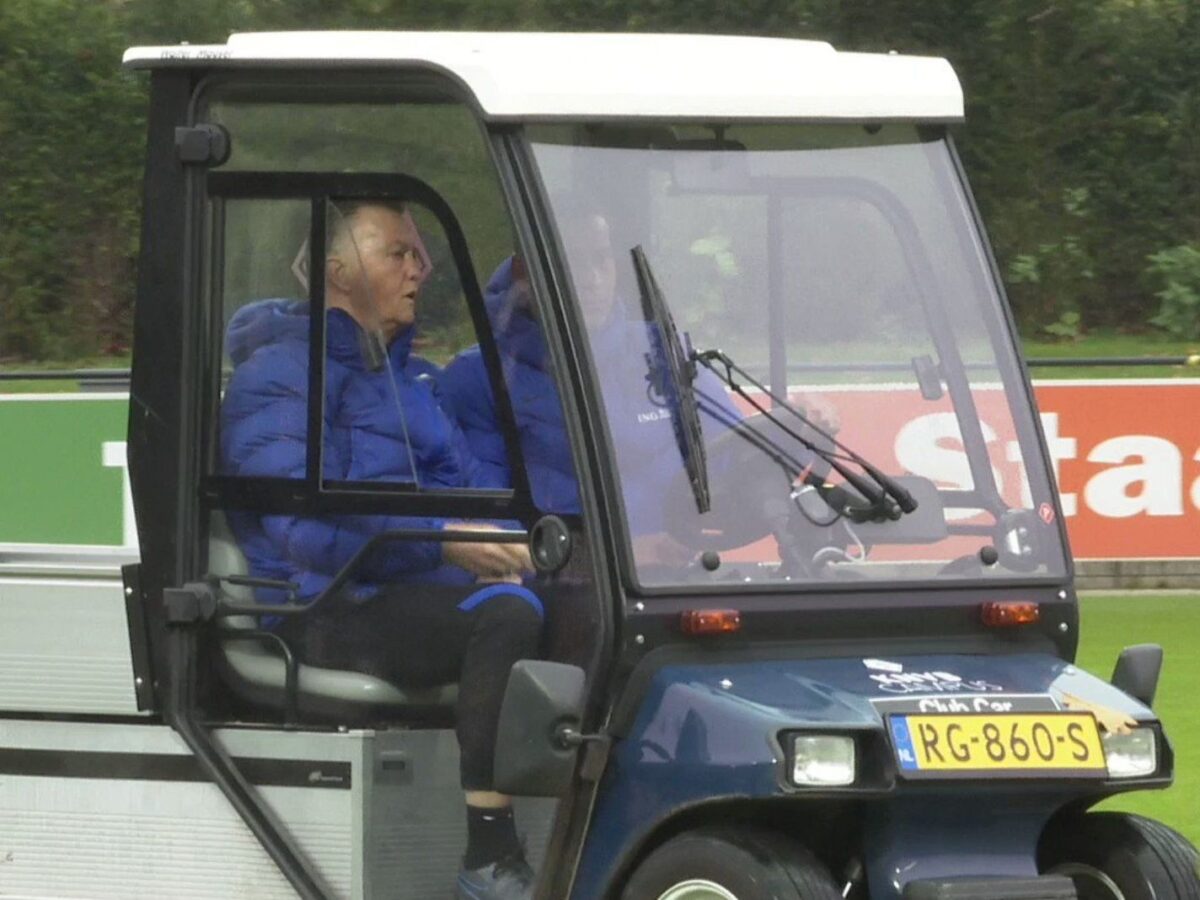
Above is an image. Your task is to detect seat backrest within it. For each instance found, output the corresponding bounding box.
[207,512,254,602]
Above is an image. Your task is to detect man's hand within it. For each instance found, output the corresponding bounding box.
[797,392,840,435]
[443,522,533,579]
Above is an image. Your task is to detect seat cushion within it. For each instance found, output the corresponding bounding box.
[209,517,457,716]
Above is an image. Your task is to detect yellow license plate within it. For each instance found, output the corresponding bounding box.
[889,713,1107,777]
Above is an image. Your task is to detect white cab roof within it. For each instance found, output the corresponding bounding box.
[123,31,963,122]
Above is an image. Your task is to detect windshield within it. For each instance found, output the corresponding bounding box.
[530,124,1067,588]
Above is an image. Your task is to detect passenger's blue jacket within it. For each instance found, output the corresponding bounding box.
[220,299,480,603]
[441,258,581,514]
[440,259,741,532]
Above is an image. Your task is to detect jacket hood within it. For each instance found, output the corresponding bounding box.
[484,258,547,371]
[226,299,309,365]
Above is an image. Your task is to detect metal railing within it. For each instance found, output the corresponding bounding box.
[1026,355,1200,369]
[1,355,1199,389]
[0,369,130,381]
[0,369,132,390]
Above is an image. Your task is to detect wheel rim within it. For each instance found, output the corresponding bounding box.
[655,879,740,900]
[1050,862,1126,900]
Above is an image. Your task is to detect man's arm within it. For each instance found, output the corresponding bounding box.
[441,348,512,490]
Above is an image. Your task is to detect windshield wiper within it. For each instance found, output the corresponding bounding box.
[693,348,919,519]
[631,246,711,514]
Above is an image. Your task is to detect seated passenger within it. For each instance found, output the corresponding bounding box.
[441,210,743,568]
[441,256,581,514]
[221,200,541,900]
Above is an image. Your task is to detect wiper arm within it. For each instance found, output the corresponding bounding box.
[692,386,882,525]
[631,246,711,514]
[694,348,918,517]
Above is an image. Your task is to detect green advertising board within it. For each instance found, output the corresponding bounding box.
[0,393,132,546]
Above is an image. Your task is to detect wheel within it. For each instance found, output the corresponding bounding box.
[1039,812,1200,900]
[662,412,820,551]
[621,827,842,900]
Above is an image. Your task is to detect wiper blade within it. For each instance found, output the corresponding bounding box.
[693,348,918,517]
[631,246,711,514]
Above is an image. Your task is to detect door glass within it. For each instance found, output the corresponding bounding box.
[214,198,312,480]
[206,93,578,507]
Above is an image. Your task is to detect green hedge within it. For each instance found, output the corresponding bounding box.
[3,0,1199,361]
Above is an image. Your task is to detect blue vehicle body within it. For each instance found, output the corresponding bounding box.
[571,652,1164,899]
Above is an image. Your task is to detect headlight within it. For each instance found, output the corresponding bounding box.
[790,734,856,787]
[1103,727,1157,778]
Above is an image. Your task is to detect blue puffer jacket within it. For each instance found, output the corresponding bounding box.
[440,260,741,532]
[441,258,581,514]
[220,299,480,603]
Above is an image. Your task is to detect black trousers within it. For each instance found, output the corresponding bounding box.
[280,583,543,791]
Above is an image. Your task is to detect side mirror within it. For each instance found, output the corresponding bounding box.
[493,660,586,797]
[1111,644,1163,708]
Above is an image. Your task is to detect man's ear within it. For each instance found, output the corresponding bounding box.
[326,254,353,295]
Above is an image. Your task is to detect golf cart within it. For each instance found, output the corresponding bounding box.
[0,31,1196,900]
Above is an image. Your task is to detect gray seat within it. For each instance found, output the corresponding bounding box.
[208,514,457,717]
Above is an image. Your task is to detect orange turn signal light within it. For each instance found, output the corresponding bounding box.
[981,601,1041,627]
[680,609,742,636]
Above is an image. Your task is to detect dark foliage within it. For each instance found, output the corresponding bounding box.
[2,0,1197,361]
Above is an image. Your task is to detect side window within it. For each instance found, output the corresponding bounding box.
[212,198,313,484]
[203,88,577,516]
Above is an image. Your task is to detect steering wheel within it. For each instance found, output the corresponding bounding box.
[660,411,843,553]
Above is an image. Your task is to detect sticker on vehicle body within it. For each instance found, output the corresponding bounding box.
[863,658,904,674]
[872,693,1062,715]
[860,659,1004,695]
[1058,690,1137,735]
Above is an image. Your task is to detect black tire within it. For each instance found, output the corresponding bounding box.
[1040,812,1200,900]
[620,827,842,900]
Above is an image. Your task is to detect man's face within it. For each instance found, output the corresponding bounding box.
[565,213,617,325]
[332,204,426,341]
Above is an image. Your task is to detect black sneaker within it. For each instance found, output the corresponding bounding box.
[455,853,535,900]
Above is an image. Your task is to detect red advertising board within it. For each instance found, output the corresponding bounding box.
[1032,380,1200,559]
[1,382,1197,560]
[765,379,1200,561]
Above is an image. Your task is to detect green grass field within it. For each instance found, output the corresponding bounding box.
[1076,593,1199,843]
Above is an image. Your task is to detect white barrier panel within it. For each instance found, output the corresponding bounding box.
[3,382,1200,559]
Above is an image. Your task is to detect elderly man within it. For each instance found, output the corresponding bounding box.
[220,200,541,900]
